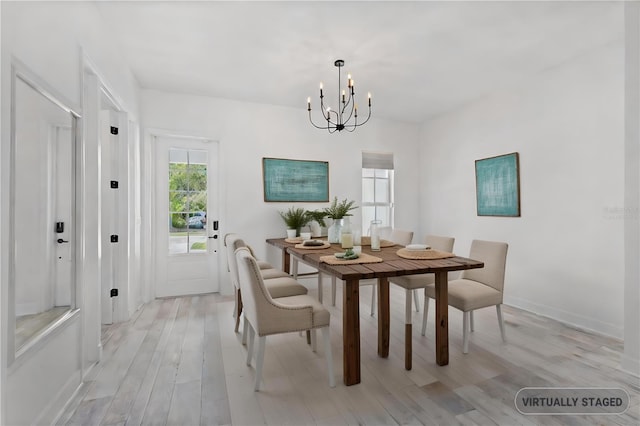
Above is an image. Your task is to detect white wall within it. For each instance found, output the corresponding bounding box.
[1,2,140,424]
[141,90,420,295]
[418,40,625,338]
[623,1,640,376]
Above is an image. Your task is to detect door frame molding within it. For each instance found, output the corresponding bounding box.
[81,52,136,367]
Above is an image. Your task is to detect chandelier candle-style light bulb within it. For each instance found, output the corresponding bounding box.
[308,59,372,133]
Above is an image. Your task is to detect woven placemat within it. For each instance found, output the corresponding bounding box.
[360,236,396,248]
[294,241,331,250]
[396,248,455,260]
[320,253,384,265]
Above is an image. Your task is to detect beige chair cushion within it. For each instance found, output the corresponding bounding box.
[391,273,435,290]
[257,260,273,270]
[263,276,308,298]
[226,233,301,298]
[390,235,454,290]
[236,248,329,336]
[424,279,503,312]
[276,295,330,328]
[246,244,274,270]
[260,268,289,280]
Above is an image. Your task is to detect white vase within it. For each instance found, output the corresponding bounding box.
[309,220,322,237]
[327,218,344,243]
[286,229,297,239]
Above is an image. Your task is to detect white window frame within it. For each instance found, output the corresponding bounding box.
[362,151,395,235]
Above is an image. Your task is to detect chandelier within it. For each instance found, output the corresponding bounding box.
[307,59,372,133]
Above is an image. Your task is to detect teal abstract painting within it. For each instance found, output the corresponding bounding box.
[475,153,520,217]
[263,158,329,202]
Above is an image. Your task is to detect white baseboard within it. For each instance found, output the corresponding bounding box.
[504,295,623,340]
[37,370,81,426]
[15,302,41,316]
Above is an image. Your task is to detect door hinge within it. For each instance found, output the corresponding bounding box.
[110,234,119,243]
[110,288,118,297]
[110,180,119,189]
[110,126,118,135]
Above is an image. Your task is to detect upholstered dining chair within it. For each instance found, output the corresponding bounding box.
[235,247,335,391]
[423,239,509,354]
[330,228,414,316]
[225,233,308,334]
[389,235,455,370]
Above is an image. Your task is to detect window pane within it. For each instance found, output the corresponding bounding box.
[187,191,207,213]
[169,191,188,212]
[374,178,389,203]
[361,206,376,235]
[362,178,374,203]
[169,149,208,255]
[375,169,389,178]
[362,168,375,178]
[376,206,390,226]
[187,163,207,191]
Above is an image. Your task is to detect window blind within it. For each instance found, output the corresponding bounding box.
[362,152,394,170]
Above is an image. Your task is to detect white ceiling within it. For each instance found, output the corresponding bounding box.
[95,1,623,124]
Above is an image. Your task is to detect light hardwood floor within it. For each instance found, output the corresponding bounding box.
[58,278,640,425]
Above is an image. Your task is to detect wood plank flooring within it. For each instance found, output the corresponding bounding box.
[57,278,640,425]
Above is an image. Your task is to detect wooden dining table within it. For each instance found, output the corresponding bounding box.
[266,237,484,386]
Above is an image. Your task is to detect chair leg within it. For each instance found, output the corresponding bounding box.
[292,257,299,279]
[232,288,238,319]
[463,311,470,354]
[317,274,323,304]
[413,289,420,312]
[311,329,317,352]
[405,289,413,370]
[331,276,337,306]
[470,310,475,332]
[234,289,243,333]
[496,304,506,342]
[421,294,429,336]
[254,336,266,391]
[322,327,336,387]
[242,317,249,345]
[246,325,255,366]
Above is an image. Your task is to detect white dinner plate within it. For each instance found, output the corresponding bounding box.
[406,244,431,251]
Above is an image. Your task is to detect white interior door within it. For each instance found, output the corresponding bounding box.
[154,135,220,297]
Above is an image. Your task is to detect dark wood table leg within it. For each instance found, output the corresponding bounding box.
[405,288,412,370]
[282,248,290,274]
[377,277,390,358]
[434,271,449,366]
[343,278,361,385]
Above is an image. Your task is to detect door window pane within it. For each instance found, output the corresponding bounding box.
[168,149,208,254]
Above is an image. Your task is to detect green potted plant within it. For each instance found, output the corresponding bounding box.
[324,197,358,243]
[279,206,310,238]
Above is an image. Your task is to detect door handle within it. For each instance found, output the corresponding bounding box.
[57,238,69,244]
[208,235,218,239]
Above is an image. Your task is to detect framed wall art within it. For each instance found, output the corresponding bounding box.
[262,157,329,202]
[475,152,521,217]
